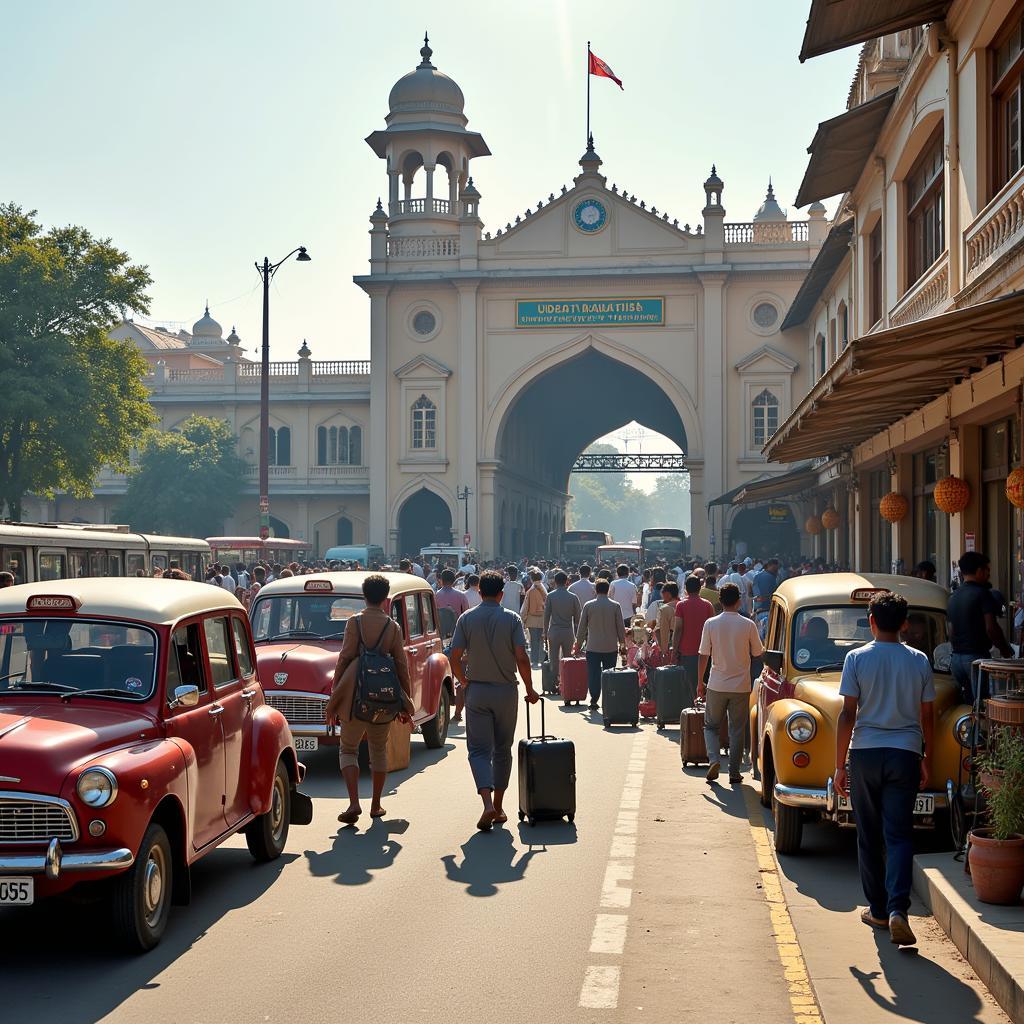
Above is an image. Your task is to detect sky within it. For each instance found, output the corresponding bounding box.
[3,1,859,359]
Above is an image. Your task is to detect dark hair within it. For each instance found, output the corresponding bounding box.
[555,571,568,586]
[617,563,629,577]
[362,574,390,604]
[704,562,718,575]
[914,560,936,577]
[467,573,480,586]
[661,581,679,599]
[652,567,666,584]
[506,564,519,578]
[595,578,611,595]
[869,590,908,632]
[480,570,505,598]
[958,551,988,575]
[579,565,592,577]
[684,575,702,595]
[718,582,741,608]
[765,558,779,570]
[440,568,456,585]
[399,558,412,571]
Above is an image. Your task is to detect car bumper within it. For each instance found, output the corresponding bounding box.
[0,838,134,878]
[774,778,951,812]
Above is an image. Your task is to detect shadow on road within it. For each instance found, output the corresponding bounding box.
[0,849,296,1024]
[441,827,541,896]
[701,781,757,820]
[303,817,409,885]
[517,819,578,846]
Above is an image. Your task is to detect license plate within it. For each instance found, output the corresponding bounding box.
[294,737,318,752]
[838,794,934,815]
[0,877,33,905]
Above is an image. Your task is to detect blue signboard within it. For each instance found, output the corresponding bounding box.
[516,297,664,327]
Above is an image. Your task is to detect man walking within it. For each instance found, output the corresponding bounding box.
[448,570,539,831]
[609,563,639,626]
[435,568,470,623]
[568,564,597,606]
[752,558,780,640]
[544,571,582,688]
[574,578,626,709]
[834,591,935,946]
[500,564,524,612]
[672,575,715,707]
[696,582,763,784]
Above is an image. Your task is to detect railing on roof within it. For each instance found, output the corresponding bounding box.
[310,360,371,375]
[390,197,456,217]
[388,235,460,258]
[239,362,298,378]
[724,221,809,245]
[167,368,224,382]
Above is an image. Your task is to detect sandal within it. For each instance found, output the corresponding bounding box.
[369,808,387,819]
[493,811,508,824]
[337,807,361,825]
[477,810,498,831]
[860,908,887,929]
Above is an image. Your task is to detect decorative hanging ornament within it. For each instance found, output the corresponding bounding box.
[821,506,841,530]
[879,492,909,523]
[1006,467,1024,509]
[933,475,971,514]
[804,515,822,536]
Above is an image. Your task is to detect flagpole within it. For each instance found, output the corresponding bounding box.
[586,40,591,146]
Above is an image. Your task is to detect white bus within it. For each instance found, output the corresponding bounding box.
[0,523,210,583]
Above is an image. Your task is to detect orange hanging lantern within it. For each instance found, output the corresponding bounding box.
[933,475,971,514]
[821,506,841,530]
[804,515,822,536]
[1006,467,1024,509]
[879,492,909,523]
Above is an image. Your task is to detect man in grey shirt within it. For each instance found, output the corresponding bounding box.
[544,571,582,690]
[573,578,626,708]
[449,570,539,832]
[568,564,597,606]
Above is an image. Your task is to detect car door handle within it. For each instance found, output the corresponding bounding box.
[208,705,225,717]
[241,688,256,701]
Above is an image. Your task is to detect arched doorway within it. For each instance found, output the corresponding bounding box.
[269,515,290,539]
[397,488,452,555]
[336,516,354,546]
[727,505,799,560]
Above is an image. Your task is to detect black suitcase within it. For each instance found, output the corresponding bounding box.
[541,654,558,694]
[601,667,639,728]
[518,698,576,825]
[652,664,688,728]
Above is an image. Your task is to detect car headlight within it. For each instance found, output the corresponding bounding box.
[785,711,816,744]
[954,714,975,749]
[77,767,118,808]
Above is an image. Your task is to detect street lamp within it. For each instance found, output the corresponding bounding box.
[255,246,311,540]
[456,485,473,544]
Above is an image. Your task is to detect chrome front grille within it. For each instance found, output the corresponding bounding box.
[0,793,79,844]
[264,691,329,724]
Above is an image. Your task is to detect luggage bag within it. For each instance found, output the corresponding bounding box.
[652,664,688,729]
[679,702,731,767]
[559,655,589,706]
[518,698,576,825]
[541,656,558,695]
[601,666,640,728]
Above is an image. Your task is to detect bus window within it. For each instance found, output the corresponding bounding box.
[37,551,66,581]
[89,550,106,577]
[2,547,28,584]
[108,552,123,577]
[152,554,168,572]
[69,550,88,579]
[126,552,146,577]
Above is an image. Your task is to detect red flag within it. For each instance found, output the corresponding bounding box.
[589,50,623,90]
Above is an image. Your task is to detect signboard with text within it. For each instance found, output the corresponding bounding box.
[516,297,665,328]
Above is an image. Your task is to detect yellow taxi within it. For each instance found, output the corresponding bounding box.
[753,573,969,854]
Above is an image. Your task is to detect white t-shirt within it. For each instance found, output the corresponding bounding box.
[501,580,524,611]
[462,563,477,576]
[722,572,753,615]
[609,578,638,622]
[698,611,764,693]
[411,562,425,578]
[568,578,597,605]
[465,588,482,609]
[220,575,236,592]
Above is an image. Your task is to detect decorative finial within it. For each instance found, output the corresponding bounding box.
[375,197,383,211]
[204,301,209,316]
[711,164,716,175]
[419,31,434,68]
[766,177,776,200]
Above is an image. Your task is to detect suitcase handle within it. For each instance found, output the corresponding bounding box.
[524,693,551,741]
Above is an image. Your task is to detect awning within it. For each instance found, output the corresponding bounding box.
[800,0,953,62]
[795,89,897,207]
[765,291,1024,464]
[708,479,761,508]
[732,463,819,505]
[781,219,855,330]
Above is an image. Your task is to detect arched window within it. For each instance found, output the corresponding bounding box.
[338,426,350,465]
[752,389,780,448]
[337,516,353,546]
[328,426,338,465]
[317,426,327,465]
[268,427,277,466]
[349,426,362,465]
[411,395,437,450]
[276,426,290,466]
[838,301,849,349]
[816,333,827,379]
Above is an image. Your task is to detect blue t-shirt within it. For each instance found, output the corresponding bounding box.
[838,641,936,753]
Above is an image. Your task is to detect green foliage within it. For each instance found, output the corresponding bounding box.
[980,726,1024,841]
[117,416,247,538]
[0,203,154,520]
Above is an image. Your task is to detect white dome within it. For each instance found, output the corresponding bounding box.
[192,305,223,339]
[388,35,464,116]
[753,180,787,222]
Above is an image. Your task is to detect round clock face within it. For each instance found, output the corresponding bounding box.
[574,198,607,233]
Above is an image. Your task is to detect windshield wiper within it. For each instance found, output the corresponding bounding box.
[60,688,147,702]
[814,663,845,674]
[259,630,317,642]
[9,681,77,692]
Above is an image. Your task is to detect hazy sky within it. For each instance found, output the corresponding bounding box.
[5,1,858,359]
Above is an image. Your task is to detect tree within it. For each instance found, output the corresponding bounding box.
[117,416,247,538]
[568,443,655,540]
[0,203,154,520]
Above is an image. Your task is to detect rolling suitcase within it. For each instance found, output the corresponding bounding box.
[518,698,576,825]
[601,666,640,728]
[559,655,589,706]
[541,655,558,695]
[652,664,687,729]
[679,702,730,767]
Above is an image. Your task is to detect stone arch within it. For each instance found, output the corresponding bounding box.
[395,486,453,555]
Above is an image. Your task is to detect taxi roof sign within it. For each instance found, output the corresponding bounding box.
[303,579,333,593]
[26,594,81,611]
[850,587,886,602]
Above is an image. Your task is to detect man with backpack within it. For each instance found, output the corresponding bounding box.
[324,574,414,825]
[449,570,540,831]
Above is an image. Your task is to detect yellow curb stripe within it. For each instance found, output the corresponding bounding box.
[743,787,825,1024]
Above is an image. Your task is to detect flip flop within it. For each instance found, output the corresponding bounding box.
[337,808,361,825]
[493,812,508,824]
[860,908,887,929]
[369,808,387,819]
[477,810,498,831]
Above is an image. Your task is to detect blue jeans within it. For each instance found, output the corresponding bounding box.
[951,652,986,704]
[585,650,617,703]
[849,747,921,917]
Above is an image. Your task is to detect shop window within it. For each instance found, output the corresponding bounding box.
[907,126,945,287]
[981,418,1020,604]
[992,8,1024,194]
[869,223,883,327]
[751,389,779,448]
[411,395,437,450]
[912,448,948,580]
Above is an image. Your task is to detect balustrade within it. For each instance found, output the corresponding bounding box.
[965,168,1024,283]
[387,235,460,258]
[724,221,809,244]
[889,254,949,327]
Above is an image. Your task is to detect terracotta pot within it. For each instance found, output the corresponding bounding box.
[968,829,1024,904]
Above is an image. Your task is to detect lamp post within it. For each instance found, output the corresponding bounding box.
[256,246,311,540]
[456,485,472,544]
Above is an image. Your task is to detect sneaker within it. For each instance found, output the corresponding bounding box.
[705,762,720,783]
[889,913,917,946]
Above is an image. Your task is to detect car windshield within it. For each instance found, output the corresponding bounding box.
[0,618,158,699]
[791,606,949,672]
[251,595,363,641]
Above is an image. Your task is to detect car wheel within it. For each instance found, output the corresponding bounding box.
[421,685,450,749]
[772,791,803,855]
[111,822,173,952]
[245,759,291,863]
[759,744,774,809]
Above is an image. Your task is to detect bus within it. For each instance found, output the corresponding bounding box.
[640,528,688,566]
[323,544,385,567]
[561,530,612,561]
[0,523,210,582]
[596,543,642,567]
[206,536,312,565]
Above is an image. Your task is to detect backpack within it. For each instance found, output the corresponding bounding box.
[352,617,403,724]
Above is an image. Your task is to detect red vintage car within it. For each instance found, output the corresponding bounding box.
[251,572,454,755]
[0,579,310,950]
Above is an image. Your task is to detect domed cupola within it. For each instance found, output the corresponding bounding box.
[190,304,224,345]
[753,179,787,222]
[387,34,466,127]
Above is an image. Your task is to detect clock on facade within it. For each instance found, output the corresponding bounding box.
[573,198,607,233]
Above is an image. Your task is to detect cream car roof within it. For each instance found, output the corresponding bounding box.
[773,572,948,611]
[255,571,430,599]
[0,578,243,625]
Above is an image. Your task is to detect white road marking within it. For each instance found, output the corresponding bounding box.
[590,914,629,954]
[601,861,634,908]
[579,966,621,1008]
[609,835,637,859]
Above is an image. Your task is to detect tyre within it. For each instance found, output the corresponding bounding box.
[772,792,803,855]
[421,685,450,749]
[111,822,173,952]
[245,759,290,862]
[759,744,774,809]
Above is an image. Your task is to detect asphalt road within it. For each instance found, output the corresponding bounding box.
[0,672,1010,1024]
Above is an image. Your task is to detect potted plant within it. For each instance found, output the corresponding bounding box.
[969,727,1024,905]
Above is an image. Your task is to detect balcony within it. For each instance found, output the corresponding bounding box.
[387,235,460,259]
[964,166,1024,285]
[724,221,810,245]
[889,253,949,328]
[309,465,368,478]
[390,198,456,217]
[146,358,370,393]
[244,466,297,478]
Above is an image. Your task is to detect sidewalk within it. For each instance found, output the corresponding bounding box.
[915,853,1024,1023]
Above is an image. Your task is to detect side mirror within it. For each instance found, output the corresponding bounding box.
[171,684,200,709]
[763,650,784,673]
